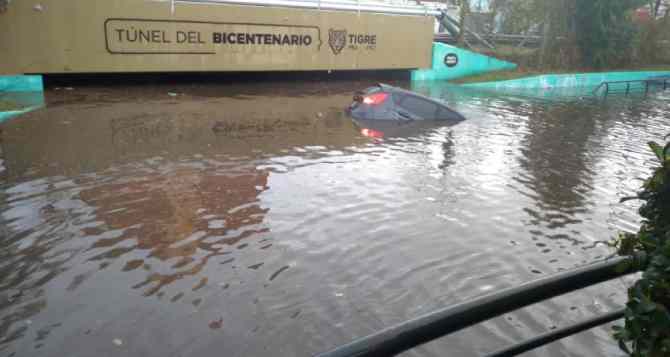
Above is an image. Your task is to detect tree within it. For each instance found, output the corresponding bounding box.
[574,0,646,68]
[457,0,471,45]
[649,0,670,17]
[491,0,654,68]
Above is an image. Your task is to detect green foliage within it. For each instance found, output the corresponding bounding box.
[640,16,670,64]
[575,0,645,68]
[615,138,670,356]
[491,0,662,69]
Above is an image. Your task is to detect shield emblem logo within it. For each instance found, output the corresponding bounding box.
[328,29,347,55]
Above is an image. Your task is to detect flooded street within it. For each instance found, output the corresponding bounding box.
[1,79,669,357]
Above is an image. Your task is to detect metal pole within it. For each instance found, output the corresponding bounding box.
[485,308,625,357]
[178,0,442,16]
[316,256,637,357]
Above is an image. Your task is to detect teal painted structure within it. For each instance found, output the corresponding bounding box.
[411,43,517,81]
[464,71,670,90]
[0,75,43,92]
[0,75,44,123]
[413,71,670,103]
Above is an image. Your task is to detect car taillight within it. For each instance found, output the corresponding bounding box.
[362,92,388,105]
[361,128,384,138]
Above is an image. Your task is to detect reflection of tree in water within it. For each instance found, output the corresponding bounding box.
[517,101,606,240]
[78,166,270,297]
[0,185,79,348]
[0,243,48,347]
[439,130,456,171]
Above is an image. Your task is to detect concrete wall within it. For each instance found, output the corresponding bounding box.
[411,42,517,81]
[0,0,434,74]
[464,71,670,89]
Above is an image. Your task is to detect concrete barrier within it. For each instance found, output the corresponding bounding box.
[0,75,44,123]
[464,71,670,90]
[0,75,43,92]
[411,43,517,81]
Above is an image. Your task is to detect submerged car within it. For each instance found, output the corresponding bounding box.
[346,83,466,122]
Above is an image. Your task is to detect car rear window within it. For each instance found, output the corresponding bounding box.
[399,95,439,119]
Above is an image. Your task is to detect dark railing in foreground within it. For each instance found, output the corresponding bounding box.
[486,307,625,357]
[317,255,641,357]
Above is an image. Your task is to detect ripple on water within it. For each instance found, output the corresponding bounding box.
[0,84,669,356]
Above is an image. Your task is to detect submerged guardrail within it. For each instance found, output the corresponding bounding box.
[316,255,640,357]
[593,77,670,97]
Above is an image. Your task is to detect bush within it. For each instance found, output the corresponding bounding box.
[614,138,670,356]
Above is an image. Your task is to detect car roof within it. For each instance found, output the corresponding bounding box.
[376,83,449,108]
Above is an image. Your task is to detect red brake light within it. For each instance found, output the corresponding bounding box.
[362,92,388,105]
[361,128,384,138]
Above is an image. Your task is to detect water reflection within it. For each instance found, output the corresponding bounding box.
[0,82,668,357]
[0,88,366,353]
[517,102,603,237]
[79,165,270,297]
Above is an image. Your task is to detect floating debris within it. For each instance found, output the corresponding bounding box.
[248,263,264,270]
[209,318,223,330]
[113,338,123,346]
[192,277,208,291]
[269,265,290,281]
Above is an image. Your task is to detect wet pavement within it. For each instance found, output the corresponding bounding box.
[0,79,669,357]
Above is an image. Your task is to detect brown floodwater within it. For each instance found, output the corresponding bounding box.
[0,79,668,357]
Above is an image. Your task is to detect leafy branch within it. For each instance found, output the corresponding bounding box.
[614,138,670,356]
